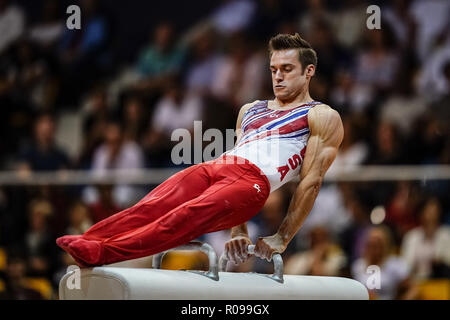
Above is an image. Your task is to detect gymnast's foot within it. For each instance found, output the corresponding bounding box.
[57,236,103,267]
[56,235,81,248]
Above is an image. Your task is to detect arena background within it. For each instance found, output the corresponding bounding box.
[0,0,449,300]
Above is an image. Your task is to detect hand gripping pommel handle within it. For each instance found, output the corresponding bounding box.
[219,244,284,283]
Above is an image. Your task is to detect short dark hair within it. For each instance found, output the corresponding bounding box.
[268,33,318,71]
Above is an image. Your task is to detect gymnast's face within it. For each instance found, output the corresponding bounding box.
[270,49,315,103]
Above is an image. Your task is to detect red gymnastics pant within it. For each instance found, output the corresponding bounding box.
[56,155,270,267]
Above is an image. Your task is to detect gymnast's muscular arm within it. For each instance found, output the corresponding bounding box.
[253,104,344,261]
[223,101,258,265]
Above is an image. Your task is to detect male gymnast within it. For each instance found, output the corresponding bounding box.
[57,33,344,268]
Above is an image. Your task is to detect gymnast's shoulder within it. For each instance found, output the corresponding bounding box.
[239,100,261,114]
[308,103,343,143]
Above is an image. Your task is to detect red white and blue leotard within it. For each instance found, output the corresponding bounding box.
[225,100,322,192]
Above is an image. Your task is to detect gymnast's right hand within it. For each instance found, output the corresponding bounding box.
[224,236,252,265]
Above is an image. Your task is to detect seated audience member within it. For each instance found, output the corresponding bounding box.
[17,113,69,172]
[65,201,93,236]
[24,199,57,278]
[285,225,347,276]
[88,185,121,223]
[352,225,416,299]
[83,120,146,208]
[401,197,450,280]
[0,251,43,300]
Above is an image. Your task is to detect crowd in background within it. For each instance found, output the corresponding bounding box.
[0,0,449,300]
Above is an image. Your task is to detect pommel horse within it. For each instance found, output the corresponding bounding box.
[59,241,369,300]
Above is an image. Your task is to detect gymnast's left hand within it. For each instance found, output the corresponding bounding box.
[253,233,285,261]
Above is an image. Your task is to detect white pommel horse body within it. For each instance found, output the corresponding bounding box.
[59,241,369,300]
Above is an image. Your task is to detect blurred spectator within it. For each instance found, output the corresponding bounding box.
[385,182,421,239]
[401,197,450,280]
[365,120,405,165]
[109,21,186,106]
[329,69,375,113]
[351,225,414,300]
[0,187,7,245]
[409,0,450,62]
[28,0,64,50]
[296,183,353,249]
[297,0,334,39]
[52,251,77,291]
[83,120,145,208]
[380,67,426,138]
[184,28,223,95]
[418,42,450,102]
[211,33,266,110]
[24,199,57,278]
[0,251,43,300]
[58,0,111,69]
[327,115,368,173]
[17,112,70,171]
[307,18,352,85]
[121,94,147,144]
[332,0,367,49]
[143,78,204,167]
[382,0,415,50]
[251,0,291,43]
[409,113,447,165]
[0,0,25,54]
[7,39,55,112]
[354,28,400,91]
[339,188,372,264]
[77,85,111,169]
[0,41,46,164]
[286,225,347,276]
[430,59,450,127]
[88,185,121,223]
[19,12,63,116]
[58,0,112,106]
[65,201,92,235]
[151,81,203,136]
[309,75,330,104]
[134,22,186,82]
[210,0,256,36]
